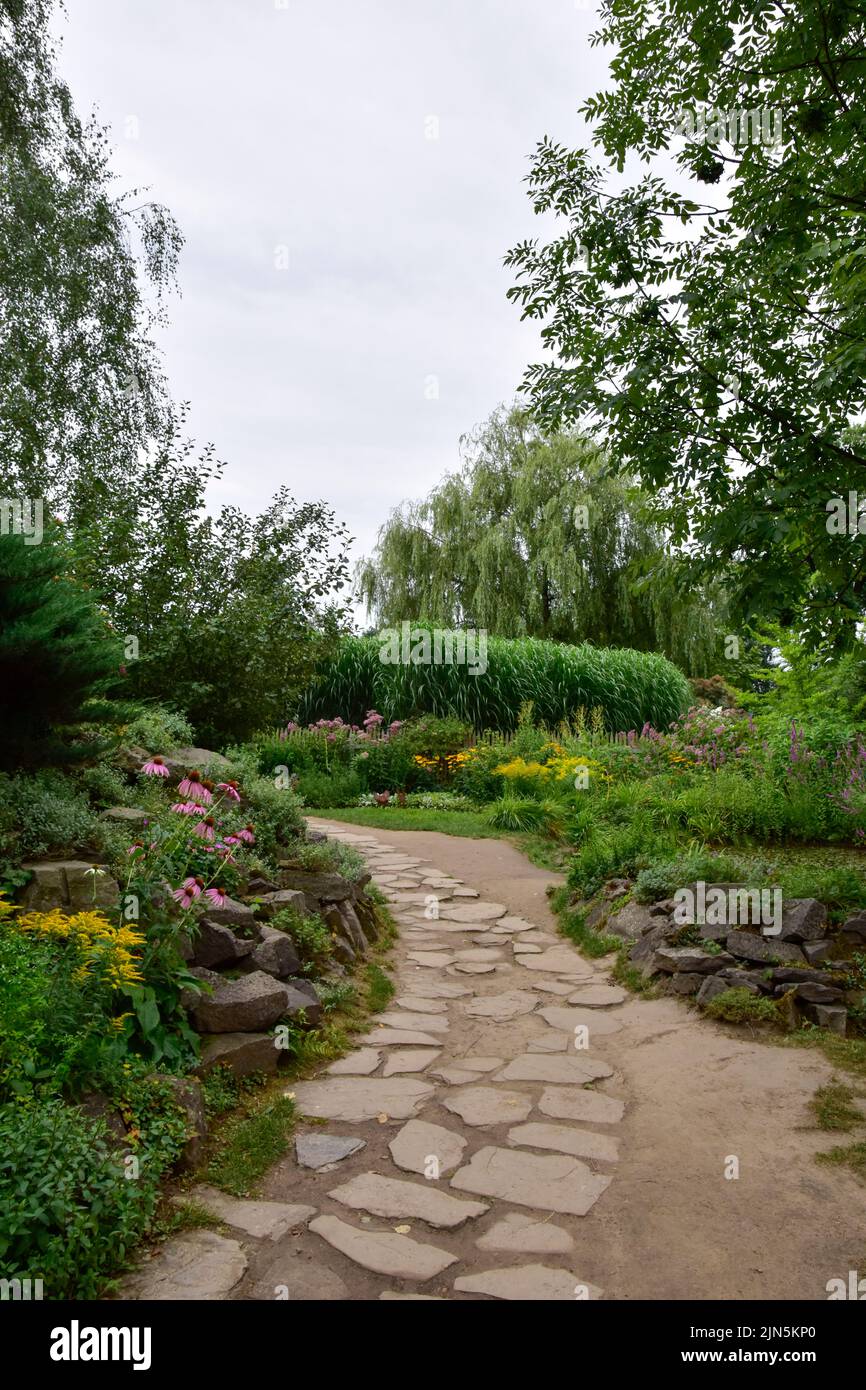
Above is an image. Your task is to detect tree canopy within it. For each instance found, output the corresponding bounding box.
[506,0,866,649]
[357,406,723,673]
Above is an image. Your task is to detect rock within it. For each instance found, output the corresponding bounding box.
[245,873,279,896]
[810,1004,848,1035]
[388,1120,467,1176]
[437,901,508,923]
[244,924,301,978]
[476,1212,574,1254]
[585,901,610,930]
[778,898,828,943]
[494,1055,613,1084]
[309,1215,457,1280]
[163,746,232,775]
[201,896,259,934]
[192,918,256,969]
[282,982,323,1026]
[243,1255,350,1301]
[802,940,834,964]
[290,1077,434,1122]
[537,1006,622,1036]
[565,984,627,1008]
[197,1032,280,1077]
[629,920,679,971]
[518,948,594,977]
[119,1231,247,1300]
[696,975,733,1007]
[718,967,767,994]
[382,1049,441,1075]
[454,1264,603,1300]
[653,947,732,975]
[360,1028,444,1047]
[277,869,353,902]
[100,806,150,825]
[375,1010,448,1033]
[183,1186,315,1240]
[327,1048,381,1075]
[537,1088,625,1124]
[180,966,222,1010]
[725,930,805,965]
[295,1133,366,1169]
[605,901,656,941]
[442,1086,534,1126]
[450,1146,611,1216]
[327,1172,489,1228]
[155,1075,207,1172]
[670,972,706,996]
[508,1121,619,1164]
[839,912,866,944]
[192,971,294,1033]
[255,888,309,919]
[78,1091,128,1146]
[336,900,369,954]
[769,966,845,988]
[20,859,120,913]
[773,981,845,1005]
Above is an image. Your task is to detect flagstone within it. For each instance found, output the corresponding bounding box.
[375,1011,450,1033]
[442,1086,533,1126]
[527,1034,569,1052]
[295,1133,367,1169]
[382,1048,441,1076]
[507,1122,620,1164]
[292,1077,434,1122]
[407,952,456,968]
[494,1055,613,1084]
[566,984,628,1008]
[327,1048,381,1075]
[388,1119,467,1176]
[537,1087,626,1125]
[452,962,498,975]
[454,947,504,962]
[438,901,508,923]
[393,995,450,1014]
[538,1006,624,1036]
[396,980,471,999]
[183,1186,316,1241]
[450,1147,612,1216]
[454,1264,603,1300]
[430,1066,485,1085]
[309,1215,457,1280]
[516,947,594,975]
[360,1028,444,1047]
[464,989,538,1020]
[475,1211,573,1254]
[328,1172,488,1228]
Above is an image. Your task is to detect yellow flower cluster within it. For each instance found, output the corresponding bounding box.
[494,752,611,786]
[11,905,145,990]
[413,749,476,770]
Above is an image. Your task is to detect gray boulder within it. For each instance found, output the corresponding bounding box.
[156,1075,207,1172]
[725,930,805,965]
[192,918,256,969]
[653,946,733,975]
[670,972,705,995]
[696,975,734,1006]
[809,1004,848,1036]
[277,868,353,902]
[245,924,301,978]
[193,971,293,1033]
[778,898,828,943]
[606,901,656,942]
[255,888,309,919]
[282,982,323,1027]
[202,896,259,934]
[20,859,120,913]
[197,1032,281,1077]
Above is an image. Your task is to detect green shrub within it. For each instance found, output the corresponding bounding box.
[701,988,781,1025]
[237,774,305,858]
[485,796,549,832]
[271,906,333,974]
[354,738,421,793]
[296,767,362,808]
[0,1087,186,1298]
[298,631,691,733]
[0,770,98,868]
[124,705,196,753]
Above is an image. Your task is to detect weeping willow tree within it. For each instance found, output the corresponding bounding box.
[357,407,725,674]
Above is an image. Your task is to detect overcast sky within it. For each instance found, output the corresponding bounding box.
[58,0,608,609]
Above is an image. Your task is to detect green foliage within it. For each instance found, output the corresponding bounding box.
[485,796,549,832]
[0,1086,186,1299]
[270,906,333,975]
[234,774,305,863]
[299,631,691,733]
[0,770,99,882]
[297,766,363,808]
[702,989,784,1026]
[204,1093,296,1197]
[0,529,129,770]
[365,961,395,1013]
[505,3,866,646]
[358,406,723,672]
[125,705,195,752]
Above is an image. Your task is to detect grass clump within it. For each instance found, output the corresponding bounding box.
[701,987,782,1025]
[811,1081,865,1132]
[204,1092,296,1197]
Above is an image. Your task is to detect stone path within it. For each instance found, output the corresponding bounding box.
[120,819,866,1302]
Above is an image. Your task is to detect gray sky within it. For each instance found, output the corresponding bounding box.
[59,0,607,607]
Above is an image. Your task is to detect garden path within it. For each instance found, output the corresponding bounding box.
[122,820,866,1301]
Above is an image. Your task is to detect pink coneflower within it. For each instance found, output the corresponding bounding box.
[237,824,256,844]
[178,771,212,803]
[141,756,170,778]
[204,886,227,908]
[173,875,204,907]
[194,817,216,840]
[171,800,202,815]
[217,781,241,802]
[127,842,144,856]
[223,834,241,846]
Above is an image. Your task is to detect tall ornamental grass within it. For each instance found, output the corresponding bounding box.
[297,631,690,733]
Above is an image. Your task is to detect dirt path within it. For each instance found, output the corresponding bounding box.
[123,820,866,1302]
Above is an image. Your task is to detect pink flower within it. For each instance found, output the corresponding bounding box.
[217,781,241,802]
[172,876,204,908]
[223,834,241,846]
[127,842,144,856]
[178,771,212,803]
[141,756,170,777]
[171,800,202,815]
[237,825,256,844]
[194,817,216,840]
[205,887,227,908]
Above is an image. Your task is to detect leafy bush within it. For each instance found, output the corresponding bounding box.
[0,1086,186,1298]
[485,796,549,832]
[298,631,691,733]
[0,771,99,880]
[296,767,362,808]
[270,906,333,974]
[125,705,195,752]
